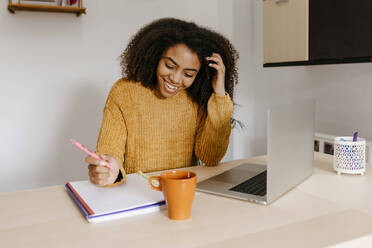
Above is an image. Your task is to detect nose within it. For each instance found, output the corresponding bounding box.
[170,70,182,85]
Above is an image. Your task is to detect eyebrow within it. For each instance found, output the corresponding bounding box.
[164,57,199,72]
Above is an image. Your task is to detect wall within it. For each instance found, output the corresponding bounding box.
[0,0,223,193]
[231,0,372,159]
[2,0,371,193]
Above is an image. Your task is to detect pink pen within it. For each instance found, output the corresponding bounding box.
[70,138,112,169]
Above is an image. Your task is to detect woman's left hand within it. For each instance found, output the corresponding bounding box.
[206,53,226,96]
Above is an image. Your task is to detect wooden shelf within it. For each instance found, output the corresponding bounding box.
[8,3,86,16]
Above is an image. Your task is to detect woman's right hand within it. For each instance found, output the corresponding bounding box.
[85,154,121,186]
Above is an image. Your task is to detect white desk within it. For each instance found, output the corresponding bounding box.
[1,153,372,248]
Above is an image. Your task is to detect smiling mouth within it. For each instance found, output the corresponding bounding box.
[164,80,179,93]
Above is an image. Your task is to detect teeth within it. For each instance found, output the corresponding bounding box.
[165,82,177,90]
[167,84,176,89]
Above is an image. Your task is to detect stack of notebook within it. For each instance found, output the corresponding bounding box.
[65,173,166,223]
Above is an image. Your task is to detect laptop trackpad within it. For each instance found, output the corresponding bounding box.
[210,163,266,184]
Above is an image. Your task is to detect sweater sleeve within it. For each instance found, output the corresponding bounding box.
[95,84,127,184]
[194,93,233,166]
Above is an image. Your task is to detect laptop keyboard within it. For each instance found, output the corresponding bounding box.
[229,171,267,196]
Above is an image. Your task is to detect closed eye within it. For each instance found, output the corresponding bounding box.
[165,63,175,69]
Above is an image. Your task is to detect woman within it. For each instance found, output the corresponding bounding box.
[85,18,239,186]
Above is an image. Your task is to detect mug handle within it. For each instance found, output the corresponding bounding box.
[149,176,161,191]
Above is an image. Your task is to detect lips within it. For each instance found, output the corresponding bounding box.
[164,80,179,93]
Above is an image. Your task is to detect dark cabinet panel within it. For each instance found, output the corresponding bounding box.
[310,0,372,60]
[264,0,372,67]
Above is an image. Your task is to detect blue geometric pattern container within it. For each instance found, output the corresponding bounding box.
[334,137,366,175]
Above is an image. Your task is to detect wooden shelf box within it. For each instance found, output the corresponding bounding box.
[8,0,86,16]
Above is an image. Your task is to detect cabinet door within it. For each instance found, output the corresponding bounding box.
[310,0,372,60]
[263,0,309,63]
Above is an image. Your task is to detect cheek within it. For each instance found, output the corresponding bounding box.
[157,64,171,77]
[183,78,196,88]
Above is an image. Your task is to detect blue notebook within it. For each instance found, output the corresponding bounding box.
[65,173,166,223]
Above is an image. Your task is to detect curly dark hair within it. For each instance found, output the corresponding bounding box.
[120,17,239,111]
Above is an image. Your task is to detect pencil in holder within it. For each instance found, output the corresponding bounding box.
[333,136,366,175]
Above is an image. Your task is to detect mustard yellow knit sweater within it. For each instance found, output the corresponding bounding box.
[95,79,233,184]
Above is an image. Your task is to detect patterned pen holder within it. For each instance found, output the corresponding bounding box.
[334,137,366,175]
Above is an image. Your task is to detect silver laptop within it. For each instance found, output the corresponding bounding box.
[197,101,315,205]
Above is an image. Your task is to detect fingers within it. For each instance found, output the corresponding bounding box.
[100,154,113,163]
[90,176,109,186]
[207,53,222,62]
[206,53,225,71]
[206,53,226,96]
[85,154,120,186]
[88,164,110,186]
[88,164,109,173]
[85,155,108,167]
[85,155,111,186]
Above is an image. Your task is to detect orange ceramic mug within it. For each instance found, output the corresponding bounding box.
[149,170,197,220]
